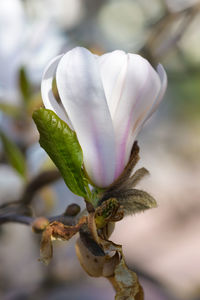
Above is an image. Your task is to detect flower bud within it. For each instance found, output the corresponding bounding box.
[41,47,167,188]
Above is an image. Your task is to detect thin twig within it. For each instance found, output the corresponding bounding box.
[0,169,61,210]
[0,169,79,227]
[140,5,200,65]
[0,212,75,226]
[21,169,61,205]
[155,9,199,60]
[0,214,34,225]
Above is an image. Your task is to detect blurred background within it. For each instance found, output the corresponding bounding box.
[0,0,200,299]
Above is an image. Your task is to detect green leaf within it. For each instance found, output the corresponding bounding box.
[0,131,26,178]
[33,108,88,197]
[19,67,32,103]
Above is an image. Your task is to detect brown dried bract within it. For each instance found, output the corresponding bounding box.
[39,225,53,265]
[39,216,87,265]
[75,237,106,277]
[50,217,87,240]
[76,220,143,300]
[109,256,144,300]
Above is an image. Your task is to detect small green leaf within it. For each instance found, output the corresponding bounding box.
[33,108,88,197]
[0,131,26,178]
[19,67,32,103]
[95,198,120,228]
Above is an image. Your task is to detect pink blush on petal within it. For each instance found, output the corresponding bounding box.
[114,118,131,179]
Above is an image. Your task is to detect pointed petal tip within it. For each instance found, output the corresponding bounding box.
[41,54,71,125]
[64,46,90,56]
[157,64,168,83]
[156,64,168,98]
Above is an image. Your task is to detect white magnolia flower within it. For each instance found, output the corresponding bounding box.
[41,47,167,188]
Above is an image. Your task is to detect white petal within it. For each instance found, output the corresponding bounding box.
[41,54,71,125]
[129,64,167,138]
[56,47,116,187]
[112,54,161,178]
[148,64,167,116]
[98,50,127,117]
